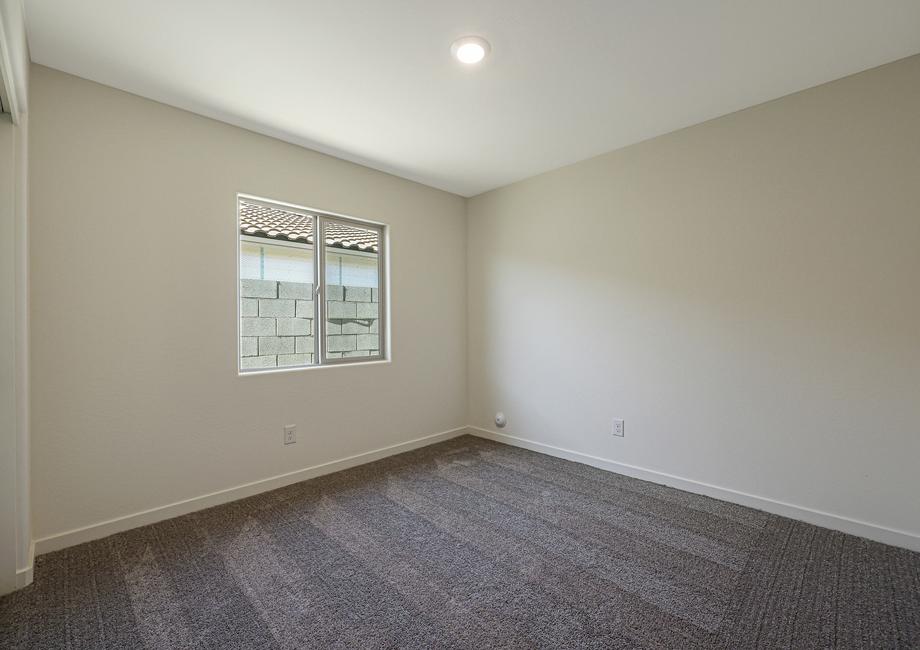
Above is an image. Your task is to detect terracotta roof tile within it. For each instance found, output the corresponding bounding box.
[240,201,379,253]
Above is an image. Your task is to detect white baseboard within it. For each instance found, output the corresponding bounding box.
[469,427,920,553]
[29,424,920,558]
[15,541,34,588]
[34,426,470,555]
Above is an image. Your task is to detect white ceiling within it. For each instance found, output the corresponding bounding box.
[24,1,920,196]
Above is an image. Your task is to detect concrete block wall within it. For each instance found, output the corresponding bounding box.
[240,280,380,369]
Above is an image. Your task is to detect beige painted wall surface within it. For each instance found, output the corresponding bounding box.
[0,115,18,593]
[29,65,467,540]
[468,56,920,536]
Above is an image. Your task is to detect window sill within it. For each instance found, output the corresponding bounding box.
[238,358,391,377]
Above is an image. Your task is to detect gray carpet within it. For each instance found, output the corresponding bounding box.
[2,435,918,648]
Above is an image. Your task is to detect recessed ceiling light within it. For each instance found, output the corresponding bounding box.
[451,36,490,65]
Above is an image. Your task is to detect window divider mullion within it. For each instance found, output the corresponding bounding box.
[315,217,324,365]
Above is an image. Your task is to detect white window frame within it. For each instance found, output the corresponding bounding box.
[237,193,388,373]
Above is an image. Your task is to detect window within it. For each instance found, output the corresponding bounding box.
[238,195,386,372]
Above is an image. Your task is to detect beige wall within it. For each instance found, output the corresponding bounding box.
[27,55,920,551]
[0,114,30,596]
[0,114,18,593]
[0,0,32,593]
[468,56,920,541]
[29,65,467,541]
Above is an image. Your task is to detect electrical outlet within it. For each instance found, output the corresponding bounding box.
[283,424,297,445]
[612,419,624,437]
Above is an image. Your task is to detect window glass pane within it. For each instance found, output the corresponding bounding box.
[324,221,381,360]
[239,202,316,371]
